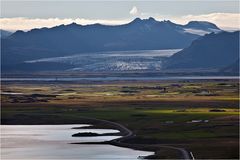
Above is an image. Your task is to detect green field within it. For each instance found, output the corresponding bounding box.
[1,79,239,159]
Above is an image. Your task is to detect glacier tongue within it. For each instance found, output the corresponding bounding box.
[25,49,181,71]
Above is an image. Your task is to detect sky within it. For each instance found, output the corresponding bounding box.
[0,0,239,31]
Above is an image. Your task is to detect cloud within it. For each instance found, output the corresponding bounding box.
[0,17,130,31]
[172,13,240,30]
[129,6,139,16]
[0,13,239,31]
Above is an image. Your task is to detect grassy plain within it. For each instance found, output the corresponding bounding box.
[1,79,239,159]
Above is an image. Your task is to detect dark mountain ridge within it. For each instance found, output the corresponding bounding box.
[2,17,225,73]
[2,18,220,66]
[165,31,239,72]
[184,21,219,31]
[0,29,13,38]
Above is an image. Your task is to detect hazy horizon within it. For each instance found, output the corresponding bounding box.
[1,0,239,31]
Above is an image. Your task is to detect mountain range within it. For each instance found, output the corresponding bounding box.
[1,17,238,74]
[1,18,220,65]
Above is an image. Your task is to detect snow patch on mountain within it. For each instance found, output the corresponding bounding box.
[183,28,221,36]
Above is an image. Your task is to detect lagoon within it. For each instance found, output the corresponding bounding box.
[1,125,153,159]
[1,76,239,82]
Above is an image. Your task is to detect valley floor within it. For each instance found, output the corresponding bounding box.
[1,79,239,159]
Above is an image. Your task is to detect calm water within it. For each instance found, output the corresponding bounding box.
[1,125,153,159]
[1,76,239,82]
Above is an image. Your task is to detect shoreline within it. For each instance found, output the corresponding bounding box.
[72,117,192,159]
[1,76,239,83]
